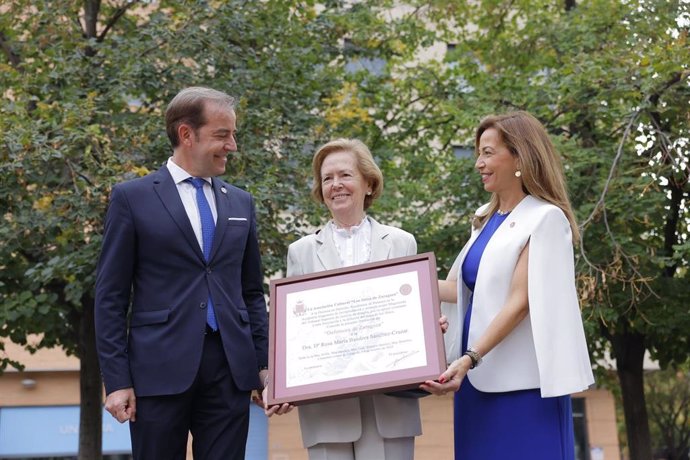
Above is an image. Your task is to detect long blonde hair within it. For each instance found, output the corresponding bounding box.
[473,111,580,242]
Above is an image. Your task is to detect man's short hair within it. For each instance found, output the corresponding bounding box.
[165,87,235,148]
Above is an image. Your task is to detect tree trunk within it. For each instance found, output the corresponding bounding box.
[83,0,101,39]
[611,330,653,460]
[79,296,103,460]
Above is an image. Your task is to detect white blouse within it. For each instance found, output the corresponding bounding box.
[328,216,372,268]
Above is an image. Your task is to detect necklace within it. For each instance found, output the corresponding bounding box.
[496,209,510,216]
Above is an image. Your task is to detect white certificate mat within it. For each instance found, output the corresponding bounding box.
[285,270,426,387]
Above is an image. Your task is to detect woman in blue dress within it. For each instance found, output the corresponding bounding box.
[421,111,594,459]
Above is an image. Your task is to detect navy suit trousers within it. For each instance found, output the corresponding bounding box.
[129,331,250,460]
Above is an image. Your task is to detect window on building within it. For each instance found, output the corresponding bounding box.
[343,38,386,76]
[572,397,590,460]
[445,43,458,70]
[452,145,474,159]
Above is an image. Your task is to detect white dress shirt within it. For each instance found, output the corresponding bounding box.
[166,158,217,252]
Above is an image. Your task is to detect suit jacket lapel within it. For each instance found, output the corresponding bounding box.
[369,218,392,262]
[316,217,392,270]
[153,166,204,261]
[315,224,342,271]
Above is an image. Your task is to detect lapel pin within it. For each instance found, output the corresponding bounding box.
[220,186,227,194]
[510,222,516,228]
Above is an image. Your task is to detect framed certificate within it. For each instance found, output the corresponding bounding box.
[267,252,445,405]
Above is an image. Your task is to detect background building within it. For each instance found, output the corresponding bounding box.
[0,338,267,459]
[1,337,620,460]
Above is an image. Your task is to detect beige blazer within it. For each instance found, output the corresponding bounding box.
[442,195,594,397]
[286,217,422,448]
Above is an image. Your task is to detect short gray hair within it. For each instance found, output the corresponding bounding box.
[311,138,384,210]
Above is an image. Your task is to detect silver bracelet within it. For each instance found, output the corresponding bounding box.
[463,347,483,369]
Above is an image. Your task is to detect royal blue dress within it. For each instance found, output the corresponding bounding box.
[454,212,575,460]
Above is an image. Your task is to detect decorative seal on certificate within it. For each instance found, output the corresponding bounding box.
[399,283,413,296]
[293,300,306,316]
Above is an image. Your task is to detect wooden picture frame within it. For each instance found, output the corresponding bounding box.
[267,253,445,405]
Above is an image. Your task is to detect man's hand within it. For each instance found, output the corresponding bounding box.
[105,388,136,423]
[251,370,294,417]
[254,387,295,417]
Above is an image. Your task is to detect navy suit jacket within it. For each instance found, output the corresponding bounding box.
[95,166,268,397]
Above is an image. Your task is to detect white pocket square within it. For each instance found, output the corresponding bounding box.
[228,217,247,221]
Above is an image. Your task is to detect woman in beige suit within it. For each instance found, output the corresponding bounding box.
[285,138,422,460]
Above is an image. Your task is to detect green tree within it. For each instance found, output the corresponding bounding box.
[1,1,157,456]
[0,0,386,457]
[315,2,490,270]
[322,1,688,458]
[286,5,689,458]
[370,1,689,458]
[647,367,690,459]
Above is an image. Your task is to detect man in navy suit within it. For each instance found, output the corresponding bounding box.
[95,87,269,459]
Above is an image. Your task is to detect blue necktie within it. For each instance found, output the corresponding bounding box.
[187,177,218,331]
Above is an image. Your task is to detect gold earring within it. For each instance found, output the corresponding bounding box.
[515,170,522,178]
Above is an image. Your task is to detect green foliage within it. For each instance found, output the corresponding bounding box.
[417,0,690,364]
[4,0,685,358]
[395,2,688,458]
[646,366,690,459]
[0,0,370,365]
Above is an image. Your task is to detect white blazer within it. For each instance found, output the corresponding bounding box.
[287,217,422,448]
[441,195,594,397]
